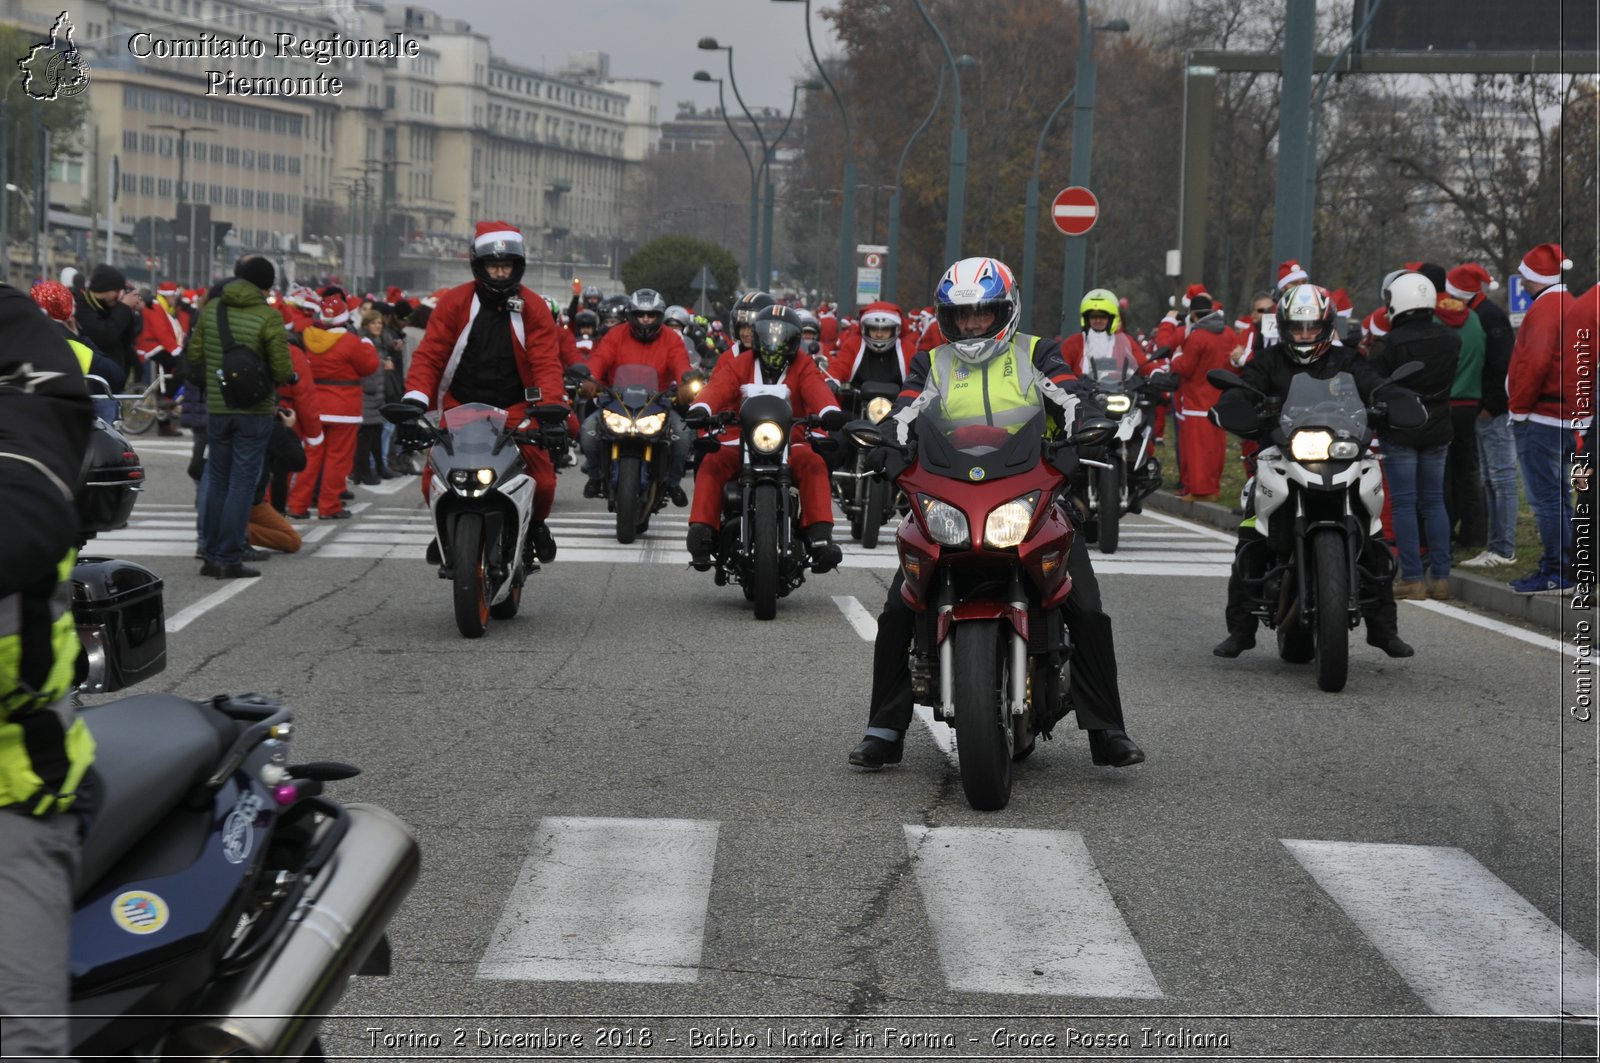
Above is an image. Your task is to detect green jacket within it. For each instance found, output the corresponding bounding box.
[190,279,293,414]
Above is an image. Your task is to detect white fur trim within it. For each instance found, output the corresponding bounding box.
[402,389,430,406]
[474,229,521,248]
[1519,260,1567,285]
[1444,280,1473,300]
[320,413,364,424]
[1277,267,1309,288]
[303,433,324,447]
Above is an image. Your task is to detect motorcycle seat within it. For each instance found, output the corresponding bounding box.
[75,693,238,895]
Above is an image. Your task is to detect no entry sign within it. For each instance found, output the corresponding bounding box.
[1051,186,1099,236]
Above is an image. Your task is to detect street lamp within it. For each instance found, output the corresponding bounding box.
[150,123,217,286]
[1020,84,1076,335]
[886,63,944,306]
[1058,9,1129,335]
[758,80,823,289]
[698,39,767,291]
[912,0,974,272]
[693,70,758,284]
[772,0,858,315]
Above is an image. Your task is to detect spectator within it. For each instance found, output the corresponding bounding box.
[1434,276,1487,553]
[352,308,391,484]
[1168,293,1234,502]
[74,264,142,383]
[1451,263,1519,569]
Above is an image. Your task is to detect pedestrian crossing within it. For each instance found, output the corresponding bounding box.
[96,500,1234,576]
[473,815,1596,1017]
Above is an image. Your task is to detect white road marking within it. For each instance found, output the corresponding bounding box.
[166,578,258,632]
[831,594,879,641]
[1407,599,1579,658]
[905,825,1163,998]
[478,817,719,984]
[1137,508,1241,543]
[1283,839,1599,1019]
[359,475,417,495]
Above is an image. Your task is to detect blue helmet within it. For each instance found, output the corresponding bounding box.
[935,257,1020,364]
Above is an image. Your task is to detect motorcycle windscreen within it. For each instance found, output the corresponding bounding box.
[914,405,1045,481]
[1082,332,1142,384]
[436,403,519,477]
[1278,371,1368,439]
[611,362,659,407]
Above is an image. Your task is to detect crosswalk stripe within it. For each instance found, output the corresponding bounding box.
[1283,839,1599,1018]
[905,825,1164,998]
[478,816,719,984]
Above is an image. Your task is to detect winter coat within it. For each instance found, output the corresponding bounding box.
[1507,284,1582,427]
[689,347,841,445]
[301,327,380,426]
[1168,313,1236,416]
[1368,315,1460,449]
[403,281,565,413]
[1473,296,1515,418]
[188,279,293,415]
[74,290,142,377]
[588,325,690,392]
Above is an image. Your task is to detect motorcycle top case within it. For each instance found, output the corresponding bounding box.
[72,557,167,690]
[78,418,145,534]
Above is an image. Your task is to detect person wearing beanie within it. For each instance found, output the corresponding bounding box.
[186,255,294,579]
[1505,242,1580,594]
[1448,264,1519,569]
[74,263,142,382]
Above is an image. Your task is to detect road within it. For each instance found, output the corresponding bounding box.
[89,436,1597,1060]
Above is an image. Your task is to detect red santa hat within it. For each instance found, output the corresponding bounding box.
[1329,287,1353,319]
[1362,307,1390,339]
[1518,243,1572,286]
[319,294,350,326]
[156,279,180,298]
[473,220,524,256]
[385,285,404,303]
[1277,259,1309,289]
[1181,283,1209,308]
[1445,263,1499,301]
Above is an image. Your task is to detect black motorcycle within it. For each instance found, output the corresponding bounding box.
[570,363,682,544]
[1073,366,1177,554]
[831,380,902,549]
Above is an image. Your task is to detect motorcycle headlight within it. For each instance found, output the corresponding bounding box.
[474,467,495,486]
[984,493,1038,549]
[602,409,633,434]
[1328,439,1361,460]
[867,396,893,423]
[1289,429,1334,462]
[686,378,704,397]
[919,496,971,548]
[634,412,667,435]
[448,469,472,488]
[1103,394,1132,414]
[749,420,785,455]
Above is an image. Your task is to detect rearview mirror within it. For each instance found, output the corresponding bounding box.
[564,364,592,382]
[1384,360,1425,386]
[845,419,884,449]
[1067,417,1117,448]
[1207,368,1246,392]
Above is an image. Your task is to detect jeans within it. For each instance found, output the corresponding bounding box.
[1384,443,1451,582]
[580,408,689,486]
[201,413,274,566]
[1476,412,1519,558]
[1513,418,1577,577]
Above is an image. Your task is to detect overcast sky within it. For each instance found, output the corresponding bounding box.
[445,0,842,118]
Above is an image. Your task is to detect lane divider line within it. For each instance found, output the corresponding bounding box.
[166,579,258,633]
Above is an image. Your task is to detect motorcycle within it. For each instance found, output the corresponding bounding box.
[383,394,570,639]
[1074,362,1177,555]
[65,415,420,1061]
[690,393,845,621]
[569,363,682,544]
[1209,363,1425,692]
[831,380,902,549]
[850,406,1116,810]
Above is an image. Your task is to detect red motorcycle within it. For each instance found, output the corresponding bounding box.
[852,405,1114,810]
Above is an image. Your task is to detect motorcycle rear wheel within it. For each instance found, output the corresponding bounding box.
[752,483,780,620]
[452,514,489,638]
[953,619,1012,811]
[1312,528,1349,692]
[615,455,642,544]
[1097,461,1121,554]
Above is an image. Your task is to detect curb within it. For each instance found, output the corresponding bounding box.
[1142,490,1578,636]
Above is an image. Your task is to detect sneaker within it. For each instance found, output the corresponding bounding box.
[1426,578,1451,601]
[687,522,715,570]
[668,484,689,507]
[582,478,602,499]
[199,561,218,577]
[1392,578,1428,601]
[531,521,557,563]
[1509,571,1575,595]
[848,735,904,770]
[1459,549,1515,569]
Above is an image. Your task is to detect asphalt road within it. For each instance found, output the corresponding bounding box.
[87,436,1598,1061]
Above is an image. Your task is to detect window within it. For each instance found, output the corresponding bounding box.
[123,129,138,151]
[210,183,222,202]
[289,116,302,136]
[274,153,285,172]
[210,144,223,163]
[241,149,254,169]
[272,192,285,212]
[142,90,157,110]
[288,156,300,175]
[123,85,138,108]
[140,175,154,195]
[158,135,173,157]
[140,133,155,153]
[158,177,171,196]
[227,106,240,126]
[177,97,190,117]
[242,189,253,208]
[122,171,136,194]
[275,114,288,134]
[159,93,174,113]
[243,109,256,129]
[226,146,239,165]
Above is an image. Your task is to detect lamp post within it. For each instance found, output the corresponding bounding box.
[150,123,216,286]
[772,0,857,315]
[698,39,767,292]
[759,80,823,289]
[693,70,757,284]
[1020,85,1076,335]
[1058,7,1128,336]
[911,1,973,272]
[886,63,944,306]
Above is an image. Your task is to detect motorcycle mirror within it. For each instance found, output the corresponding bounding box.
[1146,371,1179,393]
[1211,391,1262,435]
[1067,417,1118,448]
[1384,360,1425,385]
[845,419,884,448]
[524,387,543,404]
[287,761,362,781]
[1207,368,1246,391]
[564,364,592,381]
[381,401,423,424]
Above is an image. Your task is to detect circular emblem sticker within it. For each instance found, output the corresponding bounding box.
[111,890,169,935]
[969,467,986,481]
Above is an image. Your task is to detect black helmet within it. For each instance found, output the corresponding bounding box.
[627,288,667,341]
[573,308,599,334]
[582,285,603,308]
[750,304,803,375]
[733,291,776,336]
[596,294,630,334]
[471,227,526,295]
[78,417,144,537]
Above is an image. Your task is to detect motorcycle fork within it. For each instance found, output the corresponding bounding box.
[936,573,955,722]
[1008,569,1028,719]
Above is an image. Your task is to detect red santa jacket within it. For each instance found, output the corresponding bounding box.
[403,281,566,413]
[689,347,841,444]
[817,307,839,352]
[136,300,184,360]
[1167,316,1236,416]
[915,318,947,354]
[555,324,584,368]
[1152,313,1187,356]
[1508,283,1582,427]
[1059,330,1157,379]
[301,326,380,424]
[588,326,691,392]
[828,302,914,384]
[278,342,325,446]
[1563,283,1599,428]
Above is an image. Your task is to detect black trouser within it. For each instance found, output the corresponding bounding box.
[1444,405,1485,548]
[1223,525,1399,638]
[866,533,1126,735]
[352,423,387,478]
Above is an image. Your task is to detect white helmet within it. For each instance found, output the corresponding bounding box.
[859,308,900,352]
[934,257,1020,365]
[663,304,692,329]
[1384,271,1436,323]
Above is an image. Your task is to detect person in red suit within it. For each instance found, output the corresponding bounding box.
[286,295,379,519]
[1168,293,1235,501]
[578,288,693,504]
[827,301,914,386]
[683,304,845,572]
[400,221,569,563]
[136,280,188,435]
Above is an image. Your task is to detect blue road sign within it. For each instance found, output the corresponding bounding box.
[1508,274,1532,314]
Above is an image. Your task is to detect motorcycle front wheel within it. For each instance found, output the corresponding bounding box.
[615,454,642,544]
[452,513,489,638]
[752,483,780,621]
[953,619,1012,811]
[1312,528,1349,692]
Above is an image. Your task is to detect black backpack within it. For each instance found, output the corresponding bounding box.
[214,302,275,408]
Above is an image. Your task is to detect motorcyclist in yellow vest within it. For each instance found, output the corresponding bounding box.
[849,257,1145,770]
[0,284,96,1059]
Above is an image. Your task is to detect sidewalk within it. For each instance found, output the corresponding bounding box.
[1143,490,1586,636]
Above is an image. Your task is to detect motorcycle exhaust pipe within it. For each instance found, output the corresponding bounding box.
[162,804,421,1061]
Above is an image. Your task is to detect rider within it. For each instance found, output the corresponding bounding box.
[827,301,913,386]
[683,302,844,572]
[571,309,600,354]
[579,288,693,506]
[402,221,568,563]
[595,295,630,339]
[663,304,698,362]
[1210,284,1414,659]
[1059,288,1152,378]
[847,257,1145,771]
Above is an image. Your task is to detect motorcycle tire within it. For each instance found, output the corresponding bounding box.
[615,455,642,544]
[1097,462,1121,554]
[953,619,1013,811]
[1312,528,1349,693]
[452,513,490,638]
[861,476,890,550]
[752,483,780,621]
